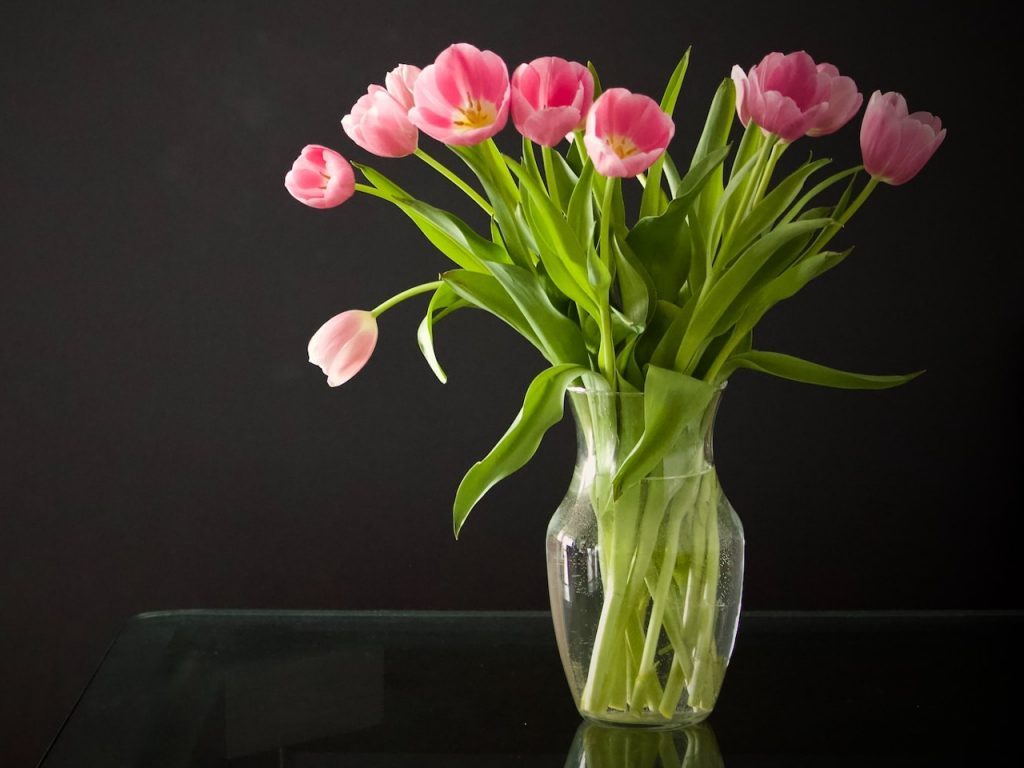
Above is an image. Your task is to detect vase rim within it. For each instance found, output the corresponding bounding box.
[567,380,728,398]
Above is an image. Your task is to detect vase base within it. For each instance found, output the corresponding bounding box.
[579,709,711,730]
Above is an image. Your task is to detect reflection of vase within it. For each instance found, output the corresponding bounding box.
[565,721,724,768]
[547,387,744,727]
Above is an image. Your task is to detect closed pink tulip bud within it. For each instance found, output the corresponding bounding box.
[384,64,421,111]
[408,43,510,146]
[860,90,945,186]
[308,310,378,387]
[583,88,675,178]
[284,145,355,209]
[732,51,859,142]
[510,56,594,147]
[342,85,419,158]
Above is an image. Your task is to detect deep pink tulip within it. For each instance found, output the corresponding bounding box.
[583,88,674,178]
[384,64,421,111]
[510,56,594,147]
[342,85,419,158]
[308,310,378,387]
[860,91,945,186]
[732,51,860,142]
[284,145,355,209]
[408,43,510,146]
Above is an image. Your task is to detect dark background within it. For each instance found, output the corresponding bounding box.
[1,0,1019,763]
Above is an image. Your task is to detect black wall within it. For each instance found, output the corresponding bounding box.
[2,1,1019,763]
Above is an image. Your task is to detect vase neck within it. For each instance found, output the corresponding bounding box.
[568,388,722,486]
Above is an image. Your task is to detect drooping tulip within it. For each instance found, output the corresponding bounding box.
[408,43,510,146]
[284,145,355,209]
[342,86,419,157]
[308,310,379,386]
[510,56,594,147]
[860,91,945,186]
[583,88,674,178]
[731,51,860,142]
[384,64,421,111]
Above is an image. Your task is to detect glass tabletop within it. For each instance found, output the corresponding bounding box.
[39,610,1022,766]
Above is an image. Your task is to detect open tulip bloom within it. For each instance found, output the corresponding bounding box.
[288,44,943,721]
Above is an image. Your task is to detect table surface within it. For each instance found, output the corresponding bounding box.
[38,610,1022,767]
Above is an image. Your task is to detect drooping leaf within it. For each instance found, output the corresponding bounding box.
[416,284,468,383]
[453,364,605,535]
[726,350,923,389]
[442,270,545,357]
[484,262,589,365]
[612,365,716,497]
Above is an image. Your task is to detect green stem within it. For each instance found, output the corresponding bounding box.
[541,144,564,210]
[481,138,520,205]
[811,176,880,255]
[414,148,493,215]
[370,280,442,317]
[751,141,786,205]
[597,180,617,384]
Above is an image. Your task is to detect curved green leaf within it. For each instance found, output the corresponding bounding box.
[612,366,715,497]
[726,350,923,389]
[453,364,604,536]
[442,270,545,357]
[416,284,467,384]
[639,49,691,219]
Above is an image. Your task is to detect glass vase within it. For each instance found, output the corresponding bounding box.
[546,386,744,727]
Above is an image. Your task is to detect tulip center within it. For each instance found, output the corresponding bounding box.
[319,171,331,189]
[606,134,640,159]
[453,97,497,131]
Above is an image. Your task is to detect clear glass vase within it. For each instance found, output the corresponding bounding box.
[546,386,744,728]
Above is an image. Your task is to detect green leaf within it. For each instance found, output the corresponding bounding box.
[689,78,736,245]
[717,158,830,271]
[675,218,831,372]
[545,146,579,211]
[442,270,545,357]
[587,61,603,100]
[626,146,729,302]
[662,152,682,198]
[521,137,544,189]
[726,350,923,390]
[453,364,603,536]
[612,232,655,328]
[781,166,861,226]
[567,159,596,251]
[484,262,589,364]
[639,49,691,220]
[507,158,599,317]
[612,366,716,497]
[357,164,506,272]
[417,284,467,383]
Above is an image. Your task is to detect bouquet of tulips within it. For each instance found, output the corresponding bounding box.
[286,42,943,721]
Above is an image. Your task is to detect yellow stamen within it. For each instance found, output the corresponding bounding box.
[453,97,497,130]
[606,134,639,159]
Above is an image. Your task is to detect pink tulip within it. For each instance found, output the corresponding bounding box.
[384,64,421,111]
[408,43,510,146]
[510,56,594,147]
[807,64,863,137]
[284,145,355,209]
[583,88,674,178]
[731,51,860,142]
[860,91,945,186]
[342,85,419,158]
[308,310,378,386]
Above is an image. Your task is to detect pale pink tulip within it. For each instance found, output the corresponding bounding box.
[384,64,421,111]
[510,56,594,147]
[284,145,355,209]
[408,43,510,146]
[583,88,674,178]
[860,91,945,186]
[732,51,860,142]
[308,310,378,386]
[342,85,419,158]
[807,64,863,136]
